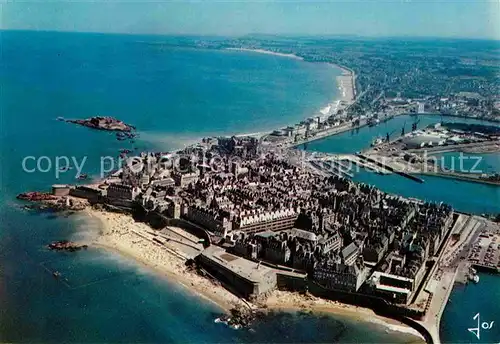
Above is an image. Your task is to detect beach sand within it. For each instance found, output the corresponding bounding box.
[226,48,304,60]
[84,208,425,341]
[87,208,244,311]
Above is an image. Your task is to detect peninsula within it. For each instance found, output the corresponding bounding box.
[20,39,500,343]
[18,130,500,343]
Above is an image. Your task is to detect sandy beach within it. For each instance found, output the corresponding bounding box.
[87,208,244,311]
[84,208,424,341]
[262,290,424,340]
[226,48,304,60]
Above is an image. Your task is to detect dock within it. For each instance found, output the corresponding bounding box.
[339,155,392,175]
[357,154,424,183]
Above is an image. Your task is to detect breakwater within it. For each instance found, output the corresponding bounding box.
[356,153,425,183]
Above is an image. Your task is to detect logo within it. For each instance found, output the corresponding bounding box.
[468,313,494,340]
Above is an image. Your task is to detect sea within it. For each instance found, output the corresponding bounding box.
[0,30,498,343]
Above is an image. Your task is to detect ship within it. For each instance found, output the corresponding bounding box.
[473,274,480,284]
[468,271,480,284]
[367,117,380,127]
[214,315,231,324]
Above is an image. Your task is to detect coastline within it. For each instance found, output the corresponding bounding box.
[85,207,424,341]
[225,48,304,60]
[86,207,243,311]
[226,47,355,135]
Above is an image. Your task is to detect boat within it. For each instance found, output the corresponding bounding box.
[53,271,61,278]
[214,315,231,325]
[77,173,88,180]
[371,137,385,147]
[468,272,480,284]
[473,274,480,284]
[367,118,380,127]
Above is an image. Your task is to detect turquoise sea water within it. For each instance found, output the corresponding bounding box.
[440,273,500,343]
[434,151,500,174]
[0,31,419,343]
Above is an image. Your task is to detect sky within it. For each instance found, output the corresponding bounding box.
[1,1,499,40]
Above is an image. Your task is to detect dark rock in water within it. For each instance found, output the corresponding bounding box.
[17,192,57,201]
[48,240,88,252]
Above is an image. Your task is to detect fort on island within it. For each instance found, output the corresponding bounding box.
[20,132,500,344]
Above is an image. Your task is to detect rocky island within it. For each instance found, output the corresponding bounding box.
[59,116,136,134]
[17,190,89,212]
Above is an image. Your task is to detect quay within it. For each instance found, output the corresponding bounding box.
[357,153,424,183]
[361,122,500,186]
[419,171,500,186]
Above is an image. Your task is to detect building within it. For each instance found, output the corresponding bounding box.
[363,235,389,263]
[52,184,70,197]
[166,200,181,219]
[368,271,414,305]
[185,205,232,237]
[107,183,140,200]
[263,237,291,265]
[197,246,277,299]
[69,185,103,201]
[318,232,343,255]
[235,208,298,233]
[313,260,368,292]
[151,177,175,188]
[284,228,319,246]
[173,172,199,187]
[341,242,360,266]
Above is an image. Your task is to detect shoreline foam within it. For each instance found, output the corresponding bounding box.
[85,207,424,341]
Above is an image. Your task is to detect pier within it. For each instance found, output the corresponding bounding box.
[357,153,424,183]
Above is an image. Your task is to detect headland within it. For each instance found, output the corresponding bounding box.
[19,127,500,344]
[86,206,425,340]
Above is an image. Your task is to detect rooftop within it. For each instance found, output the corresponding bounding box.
[201,246,276,284]
[376,284,411,295]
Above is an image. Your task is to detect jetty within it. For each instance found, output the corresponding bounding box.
[357,153,424,183]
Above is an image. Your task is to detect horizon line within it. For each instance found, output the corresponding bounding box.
[2,28,499,42]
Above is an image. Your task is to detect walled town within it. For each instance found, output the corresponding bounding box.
[43,137,454,306]
[21,132,500,342]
